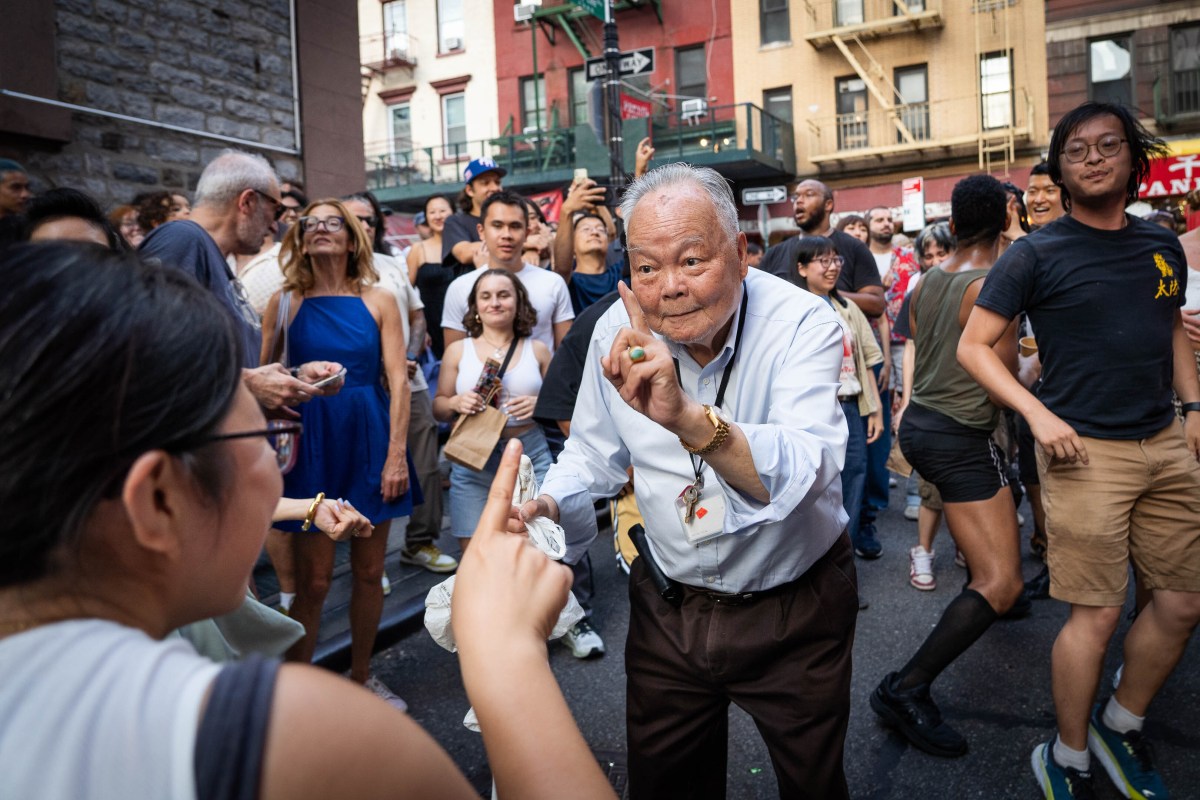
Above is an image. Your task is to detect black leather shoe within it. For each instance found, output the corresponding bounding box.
[1001,588,1033,620]
[870,672,969,758]
[1024,565,1051,600]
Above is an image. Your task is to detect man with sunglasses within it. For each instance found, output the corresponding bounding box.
[960,101,1200,800]
[142,150,342,412]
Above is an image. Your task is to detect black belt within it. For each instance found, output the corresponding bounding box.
[677,532,849,606]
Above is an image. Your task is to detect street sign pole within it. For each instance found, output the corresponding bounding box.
[603,0,624,206]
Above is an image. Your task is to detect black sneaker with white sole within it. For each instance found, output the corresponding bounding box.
[870,672,968,758]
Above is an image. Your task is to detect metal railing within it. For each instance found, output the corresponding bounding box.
[803,0,940,32]
[648,102,795,173]
[1174,68,1200,117]
[364,128,577,191]
[807,94,1028,160]
[360,28,420,69]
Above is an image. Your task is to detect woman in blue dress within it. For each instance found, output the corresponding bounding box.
[261,199,413,703]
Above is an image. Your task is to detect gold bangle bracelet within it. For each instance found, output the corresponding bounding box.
[301,492,325,531]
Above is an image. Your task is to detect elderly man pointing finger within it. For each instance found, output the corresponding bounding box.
[521,164,857,800]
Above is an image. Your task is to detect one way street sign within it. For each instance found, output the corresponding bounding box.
[585,48,656,81]
[741,186,788,205]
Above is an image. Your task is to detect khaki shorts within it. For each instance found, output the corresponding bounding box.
[1037,422,1200,606]
[918,476,943,512]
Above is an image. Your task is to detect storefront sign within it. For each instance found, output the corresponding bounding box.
[1139,154,1200,198]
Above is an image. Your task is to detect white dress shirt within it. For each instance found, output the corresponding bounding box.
[540,268,849,592]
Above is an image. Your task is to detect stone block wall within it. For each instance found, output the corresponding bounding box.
[12,0,303,209]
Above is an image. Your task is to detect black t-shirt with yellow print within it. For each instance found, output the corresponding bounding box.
[976,213,1187,440]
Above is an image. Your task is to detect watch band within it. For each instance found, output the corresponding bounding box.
[1182,402,1200,415]
[680,405,730,455]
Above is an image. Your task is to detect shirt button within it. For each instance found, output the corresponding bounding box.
[703,379,711,386]
[705,576,716,584]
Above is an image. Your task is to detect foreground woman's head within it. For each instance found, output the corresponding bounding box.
[0,244,277,623]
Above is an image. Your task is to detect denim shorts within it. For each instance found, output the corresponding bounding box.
[448,426,553,538]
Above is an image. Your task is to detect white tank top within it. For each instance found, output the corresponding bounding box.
[456,338,543,427]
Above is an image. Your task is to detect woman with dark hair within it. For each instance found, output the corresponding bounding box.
[261,199,414,703]
[407,194,456,357]
[835,213,868,245]
[433,269,552,553]
[136,191,174,233]
[521,195,554,269]
[0,242,616,800]
[794,236,883,561]
[25,188,126,251]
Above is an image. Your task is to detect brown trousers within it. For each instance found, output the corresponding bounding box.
[626,534,858,800]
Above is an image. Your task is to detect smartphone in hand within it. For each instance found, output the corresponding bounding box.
[311,367,347,389]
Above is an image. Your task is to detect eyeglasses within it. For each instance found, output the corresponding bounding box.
[1061,135,1126,163]
[253,189,285,220]
[354,215,377,228]
[299,215,346,233]
[197,421,303,474]
[809,255,844,269]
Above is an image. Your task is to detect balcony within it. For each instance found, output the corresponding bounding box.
[1156,69,1200,127]
[805,92,1033,166]
[366,103,795,205]
[360,29,418,73]
[803,0,943,49]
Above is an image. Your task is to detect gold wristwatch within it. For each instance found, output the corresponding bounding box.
[680,404,731,455]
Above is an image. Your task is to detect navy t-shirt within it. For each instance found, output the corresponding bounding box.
[440,212,480,272]
[760,229,882,298]
[568,260,622,315]
[140,220,261,368]
[534,290,620,424]
[975,214,1187,440]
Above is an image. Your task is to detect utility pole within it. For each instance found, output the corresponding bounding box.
[602,0,624,203]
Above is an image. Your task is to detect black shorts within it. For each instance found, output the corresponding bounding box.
[1016,412,1039,486]
[898,403,1009,504]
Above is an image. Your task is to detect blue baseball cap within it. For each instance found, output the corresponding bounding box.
[463,157,506,185]
[414,211,427,226]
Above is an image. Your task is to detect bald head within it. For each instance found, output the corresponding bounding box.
[791,179,834,233]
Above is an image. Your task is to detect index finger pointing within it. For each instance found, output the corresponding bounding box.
[476,438,524,538]
[618,281,651,335]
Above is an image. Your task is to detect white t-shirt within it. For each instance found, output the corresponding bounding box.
[441,262,575,352]
[372,252,428,392]
[872,250,892,281]
[0,619,222,799]
[234,242,284,316]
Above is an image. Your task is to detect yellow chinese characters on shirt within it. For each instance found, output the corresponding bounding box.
[1154,252,1179,300]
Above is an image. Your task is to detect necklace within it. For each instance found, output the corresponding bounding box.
[480,333,513,359]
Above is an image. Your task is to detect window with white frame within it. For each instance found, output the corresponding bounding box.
[383,1,408,60]
[438,0,464,53]
[390,103,411,153]
[980,51,1012,130]
[443,92,466,150]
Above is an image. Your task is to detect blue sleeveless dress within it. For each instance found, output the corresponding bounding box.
[278,296,416,530]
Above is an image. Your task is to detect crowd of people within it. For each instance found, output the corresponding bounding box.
[1,99,1198,800]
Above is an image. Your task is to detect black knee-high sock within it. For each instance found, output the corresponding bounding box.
[896,588,998,691]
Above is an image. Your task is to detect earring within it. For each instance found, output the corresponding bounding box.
[475,313,480,323]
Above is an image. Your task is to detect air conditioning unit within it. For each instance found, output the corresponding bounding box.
[514,3,537,22]
[444,37,463,52]
[389,48,410,62]
[680,98,708,124]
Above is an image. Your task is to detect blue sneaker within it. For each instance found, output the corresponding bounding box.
[1088,704,1169,799]
[1031,741,1097,799]
[853,523,882,559]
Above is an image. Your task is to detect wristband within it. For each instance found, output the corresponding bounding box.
[1182,402,1200,415]
[301,492,325,531]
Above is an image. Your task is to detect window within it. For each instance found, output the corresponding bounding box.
[894,64,929,141]
[1172,24,1200,116]
[443,93,466,150]
[390,103,411,153]
[836,76,868,150]
[1089,36,1133,107]
[383,1,408,59]
[675,46,707,111]
[437,0,464,53]
[893,0,925,14]
[980,51,1012,130]
[763,86,793,160]
[520,75,547,132]
[569,68,589,127]
[760,0,789,46]
[836,0,863,27]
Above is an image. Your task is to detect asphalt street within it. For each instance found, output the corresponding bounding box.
[370,483,1200,799]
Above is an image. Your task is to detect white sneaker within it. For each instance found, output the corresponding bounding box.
[904,504,920,521]
[363,675,408,713]
[399,544,459,574]
[909,546,936,591]
[889,476,898,488]
[561,620,605,659]
[381,574,391,596]
[954,548,966,569]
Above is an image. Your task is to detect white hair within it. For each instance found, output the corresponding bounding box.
[619,163,739,243]
[194,149,278,209]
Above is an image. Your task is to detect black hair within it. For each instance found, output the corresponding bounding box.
[521,196,548,226]
[1047,101,1168,211]
[1001,181,1031,234]
[835,214,866,233]
[282,188,308,207]
[25,187,127,252]
[339,191,392,255]
[479,190,527,224]
[746,242,763,255]
[0,243,243,588]
[1029,161,1052,178]
[793,235,842,302]
[950,175,1007,248]
[423,193,452,218]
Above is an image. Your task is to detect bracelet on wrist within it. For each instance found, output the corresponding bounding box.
[1182,402,1200,415]
[301,492,325,532]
